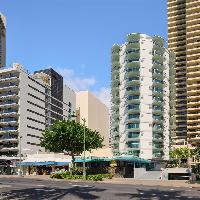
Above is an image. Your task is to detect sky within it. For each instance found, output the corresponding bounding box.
[0,0,167,108]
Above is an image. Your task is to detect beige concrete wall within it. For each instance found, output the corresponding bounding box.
[76,91,109,148]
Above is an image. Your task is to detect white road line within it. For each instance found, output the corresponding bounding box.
[170,188,174,191]
[36,185,45,187]
[72,184,81,187]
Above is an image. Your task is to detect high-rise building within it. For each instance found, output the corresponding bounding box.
[0,64,76,158]
[111,33,175,160]
[0,13,6,68]
[168,1,200,148]
[76,91,110,148]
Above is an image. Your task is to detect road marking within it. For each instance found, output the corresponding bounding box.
[163,194,168,197]
[44,189,56,192]
[187,197,193,199]
[139,193,144,195]
[35,189,44,191]
[36,185,45,187]
[35,188,56,192]
[170,188,174,191]
[151,194,156,196]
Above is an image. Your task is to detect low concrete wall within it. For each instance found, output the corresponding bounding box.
[134,167,146,179]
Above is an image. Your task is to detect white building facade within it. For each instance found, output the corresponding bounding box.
[0,64,76,158]
[111,33,175,160]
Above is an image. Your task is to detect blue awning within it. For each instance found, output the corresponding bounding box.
[16,161,70,166]
[75,156,150,164]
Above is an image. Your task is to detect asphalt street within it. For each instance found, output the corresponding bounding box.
[0,177,200,200]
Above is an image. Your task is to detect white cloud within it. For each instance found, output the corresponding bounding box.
[94,87,111,110]
[56,67,96,91]
[56,67,111,109]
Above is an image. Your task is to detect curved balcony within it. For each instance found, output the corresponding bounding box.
[152,82,164,88]
[153,46,165,54]
[112,61,120,69]
[126,45,140,54]
[126,52,140,61]
[152,64,164,71]
[111,95,120,103]
[152,36,164,47]
[125,90,140,96]
[126,128,140,134]
[127,145,140,150]
[152,128,163,134]
[111,69,119,78]
[152,110,163,115]
[152,101,163,106]
[112,131,119,136]
[127,108,140,114]
[152,73,164,80]
[127,137,140,142]
[127,99,140,104]
[111,87,119,95]
[127,34,140,43]
[111,104,119,111]
[126,118,140,124]
[112,54,120,63]
[153,119,163,124]
[152,92,164,98]
[153,137,163,142]
[125,80,140,87]
[125,71,140,78]
[112,45,120,54]
[126,61,140,68]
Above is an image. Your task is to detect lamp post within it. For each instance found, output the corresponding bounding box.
[82,118,86,180]
[68,113,86,180]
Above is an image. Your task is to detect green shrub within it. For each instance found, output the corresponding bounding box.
[72,168,83,175]
[87,175,103,181]
[50,172,63,179]
[50,171,112,181]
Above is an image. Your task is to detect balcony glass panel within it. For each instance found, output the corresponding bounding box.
[128,132,140,138]
[127,123,139,129]
[0,126,18,131]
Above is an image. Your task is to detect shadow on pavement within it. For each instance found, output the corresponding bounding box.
[3,185,106,200]
[116,188,199,200]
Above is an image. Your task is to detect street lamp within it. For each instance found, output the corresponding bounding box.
[68,113,86,180]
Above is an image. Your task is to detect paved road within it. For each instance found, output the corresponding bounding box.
[0,177,200,199]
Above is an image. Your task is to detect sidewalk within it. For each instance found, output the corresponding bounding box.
[1,175,200,188]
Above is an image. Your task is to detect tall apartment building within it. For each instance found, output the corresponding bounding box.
[0,64,76,158]
[0,13,6,68]
[111,33,175,160]
[168,0,200,148]
[76,91,109,148]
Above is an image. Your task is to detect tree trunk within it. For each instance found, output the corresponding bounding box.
[70,154,75,176]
